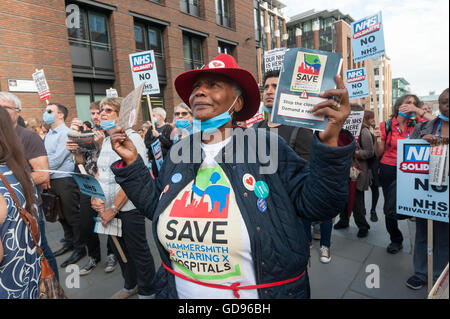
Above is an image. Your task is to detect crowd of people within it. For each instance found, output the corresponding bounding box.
[0,53,448,299]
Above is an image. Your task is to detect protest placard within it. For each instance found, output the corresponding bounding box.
[345,67,370,100]
[343,111,364,141]
[264,48,287,73]
[271,48,343,131]
[106,88,118,98]
[397,139,449,223]
[117,83,145,130]
[71,173,106,200]
[151,139,164,172]
[246,113,264,128]
[129,50,160,96]
[32,69,51,102]
[351,11,386,63]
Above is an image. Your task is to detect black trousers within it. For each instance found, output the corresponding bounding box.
[79,193,113,261]
[110,209,156,296]
[379,163,403,244]
[339,189,370,230]
[50,177,84,252]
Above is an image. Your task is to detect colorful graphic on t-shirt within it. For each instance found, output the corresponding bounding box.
[158,163,245,283]
[169,166,230,219]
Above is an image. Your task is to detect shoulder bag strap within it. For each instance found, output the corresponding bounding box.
[289,127,301,150]
[0,172,43,256]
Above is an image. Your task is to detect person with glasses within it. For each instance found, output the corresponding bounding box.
[43,103,86,268]
[0,92,59,280]
[373,94,428,254]
[172,103,194,143]
[144,107,173,178]
[66,101,118,276]
[91,97,156,299]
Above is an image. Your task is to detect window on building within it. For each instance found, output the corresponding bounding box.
[216,0,231,28]
[68,7,111,51]
[134,23,164,58]
[374,68,380,76]
[180,0,200,17]
[303,21,312,32]
[183,33,204,70]
[218,41,235,56]
[319,33,332,51]
[375,80,380,89]
[74,79,112,122]
[302,37,314,49]
[254,7,261,42]
[269,14,276,49]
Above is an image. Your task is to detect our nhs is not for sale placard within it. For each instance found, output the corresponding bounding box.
[129,50,160,95]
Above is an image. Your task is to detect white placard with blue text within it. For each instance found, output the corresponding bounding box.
[345,67,370,100]
[129,50,160,95]
[351,11,386,63]
[397,139,448,223]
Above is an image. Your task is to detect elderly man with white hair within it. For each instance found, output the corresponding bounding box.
[144,107,174,177]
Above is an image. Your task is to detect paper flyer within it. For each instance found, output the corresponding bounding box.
[271,48,343,131]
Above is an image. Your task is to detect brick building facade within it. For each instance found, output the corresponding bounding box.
[0,0,257,123]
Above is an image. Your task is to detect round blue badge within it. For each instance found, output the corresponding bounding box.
[171,173,182,184]
[257,198,267,213]
[254,181,269,199]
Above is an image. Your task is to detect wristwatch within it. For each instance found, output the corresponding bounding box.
[111,204,119,215]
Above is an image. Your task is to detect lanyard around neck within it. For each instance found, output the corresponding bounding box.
[395,122,410,139]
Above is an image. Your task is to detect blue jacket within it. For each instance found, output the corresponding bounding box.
[112,129,355,299]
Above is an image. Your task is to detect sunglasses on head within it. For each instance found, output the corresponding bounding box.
[100,108,115,114]
[175,112,190,117]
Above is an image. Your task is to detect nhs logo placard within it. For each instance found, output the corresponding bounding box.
[345,67,369,100]
[129,50,160,95]
[351,11,385,63]
[400,144,431,174]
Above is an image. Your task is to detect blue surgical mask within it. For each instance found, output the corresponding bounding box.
[262,105,272,114]
[100,120,117,131]
[153,118,158,125]
[439,114,449,122]
[43,111,55,125]
[193,96,238,134]
[175,119,191,129]
[399,112,413,119]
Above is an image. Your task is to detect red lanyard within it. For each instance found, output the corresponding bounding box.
[163,262,306,298]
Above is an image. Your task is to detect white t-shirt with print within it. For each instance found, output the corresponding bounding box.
[157,137,258,299]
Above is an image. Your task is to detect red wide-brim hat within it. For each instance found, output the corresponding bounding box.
[174,54,261,121]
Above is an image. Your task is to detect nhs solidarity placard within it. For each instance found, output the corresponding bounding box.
[397,140,449,223]
[129,50,160,95]
[345,67,370,100]
[351,11,386,63]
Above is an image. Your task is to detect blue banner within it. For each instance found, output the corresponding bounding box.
[345,67,370,100]
[351,11,386,63]
[397,140,449,223]
[72,174,106,200]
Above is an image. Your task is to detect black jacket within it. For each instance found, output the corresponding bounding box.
[112,128,355,299]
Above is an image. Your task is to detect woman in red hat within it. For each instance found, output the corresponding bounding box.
[107,54,355,299]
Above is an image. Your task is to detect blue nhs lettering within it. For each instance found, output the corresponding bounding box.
[354,16,378,33]
[132,54,151,67]
[405,145,430,163]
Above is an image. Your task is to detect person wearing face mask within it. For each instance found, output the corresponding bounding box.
[43,103,86,268]
[107,54,356,299]
[172,103,194,143]
[144,107,173,177]
[373,94,427,254]
[405,88,449,290]
[91,97,156,299]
